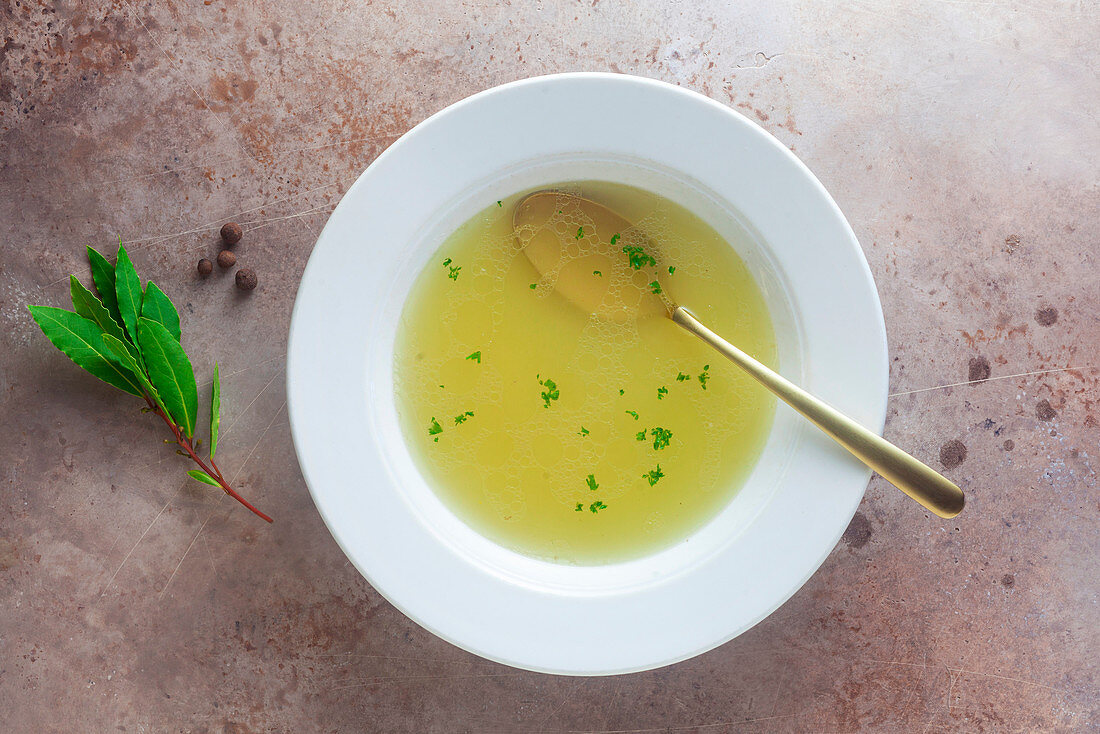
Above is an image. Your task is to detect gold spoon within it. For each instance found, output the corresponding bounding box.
[513,191,964,519]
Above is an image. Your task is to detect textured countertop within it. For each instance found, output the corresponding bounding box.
[2,2,1098,731]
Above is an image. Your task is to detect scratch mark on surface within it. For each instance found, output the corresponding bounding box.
[219,367,285,442]
[158,514,211,598]
[229,399,286,485]
[329,671,532,690]
[889,366,1086,396]
[240,202,338,236]
[534,679,582,730]
[201,533,218,577]
[98,133,398,187]
[121,1,257,166]
[869,659,1073,694]
[519,713,804,733]
[129,179,339,241]
[125,188,340,250]
[100,480,184,596]
[311,652,501,666]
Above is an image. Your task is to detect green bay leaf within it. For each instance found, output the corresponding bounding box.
[114,245,143,344]
[101,333,169,418]
[210,362,220,457]
[27,306,143,396]
[70,275,126,343]
[186,469,221,487]
[141,281,181,341]
[87,246,122,330]
[138,317,198,437]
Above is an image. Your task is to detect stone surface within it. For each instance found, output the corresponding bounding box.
[2,1,1098,731]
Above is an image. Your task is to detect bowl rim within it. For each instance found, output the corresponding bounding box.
[287,72,888,675]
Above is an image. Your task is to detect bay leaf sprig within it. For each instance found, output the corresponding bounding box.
[27,241,273,523]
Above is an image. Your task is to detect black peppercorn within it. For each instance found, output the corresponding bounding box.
[220,222,242,246]
[235,268,257,291]
[197,258,213,276]
[216,250,236,269]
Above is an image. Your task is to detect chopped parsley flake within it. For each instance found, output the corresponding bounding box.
[635,429,647,442]
[625,410,639,420]
[657,386,668,400]
[428,417,443,440]
[619,388,625,396]
[442,257,461,280]
[575,226,584,240]
[676,372,690,382]
[610,233,621,246]
[698,364,710,390]
[593,270,602,277]
[668,266,676,275]
[622,245,656,270]
[530,283,537,289]
[575,502,584,512]
[650,426,673,450]
[497,200,502,207]
[649,280,662,294]
[642,464,664,486]
[589,500,607,513]
[439,384,445,389]
[586,474,599,492]
[466,351,482,363]
[579,426,590,437]
[454,411,474,425]
[539,377,560,408]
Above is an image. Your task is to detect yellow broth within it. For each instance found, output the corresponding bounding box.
[394,182,777,564]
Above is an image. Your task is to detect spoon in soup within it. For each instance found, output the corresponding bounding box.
[514,191,964,519]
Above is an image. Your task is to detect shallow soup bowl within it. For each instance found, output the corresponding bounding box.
[287,73,888,675]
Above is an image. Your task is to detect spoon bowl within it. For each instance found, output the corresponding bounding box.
[513,191,672,321]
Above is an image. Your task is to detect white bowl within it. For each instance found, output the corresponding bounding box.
[287,73,887,675]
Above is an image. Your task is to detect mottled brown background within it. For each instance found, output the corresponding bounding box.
[2,1,1098,731]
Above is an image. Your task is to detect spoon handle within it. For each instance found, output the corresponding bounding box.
[672,306,964,518]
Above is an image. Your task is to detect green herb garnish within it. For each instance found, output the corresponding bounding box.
[447,264,462,280]
[575,226,584,240]
[610,233,621,246]
[593,270,602,277]
[454,411,474,425]
[698,364,710,390]
[443,257,452,267]
[619,388,625,396]
[466,351,482,363]
[539,377,560,408]
[579,426,590,437]
[428,417,443,438]
[575,503,584,512]
[625,410,639,420]
[623,245,656,270]
[530,283,537,289]
[650,426,673,450]
[676,372,690,382]
[497,200,502,207]
[27,241,271,522]
[642,464,664,486]
[668,266,676,275]
[635,429,647,442]
[589,500,607,513]
[657,385,668,400]
[649,280,662,294]
[586,474,599,492]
